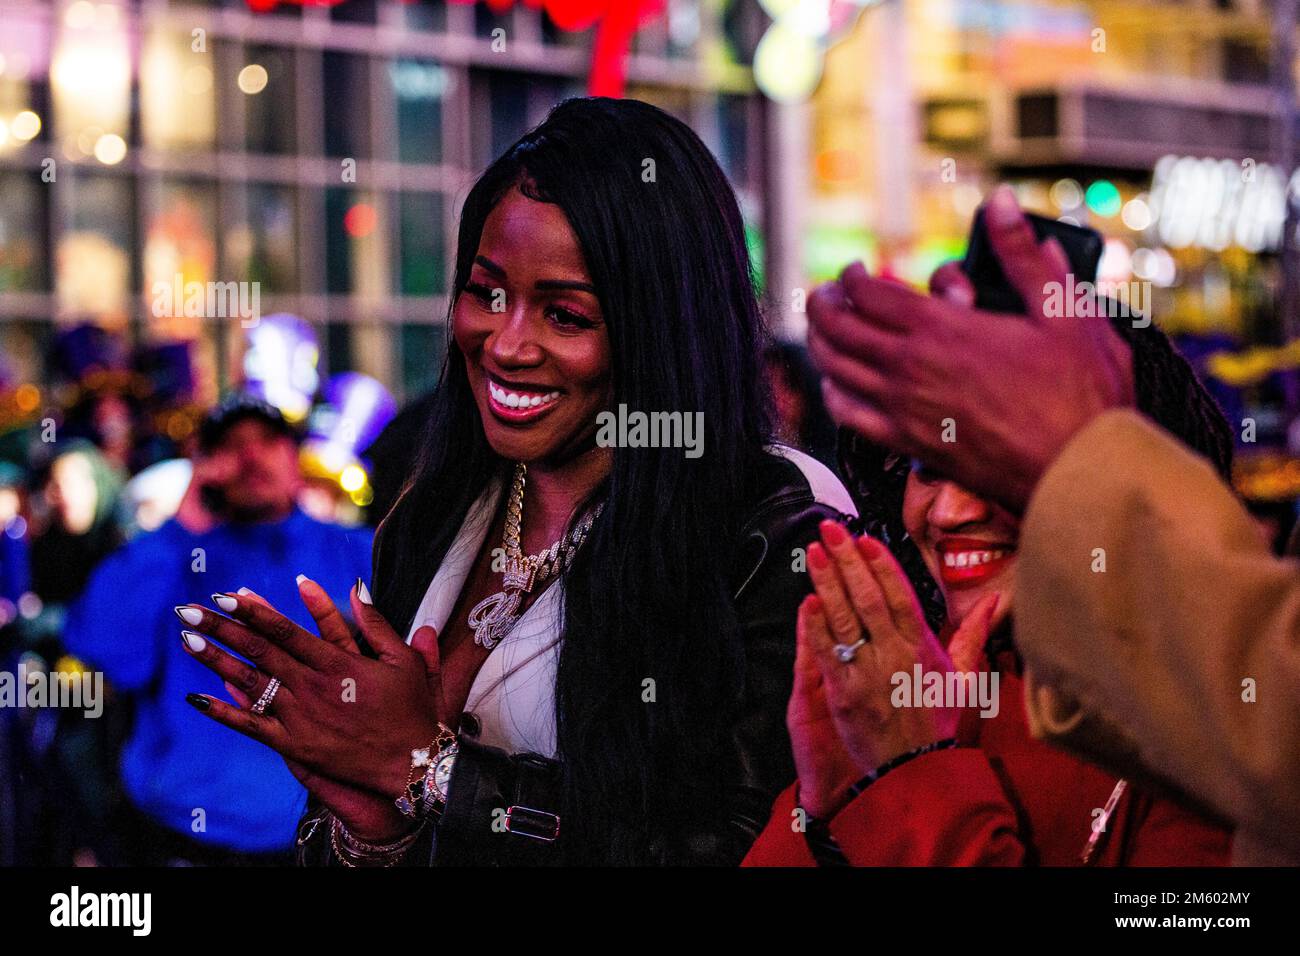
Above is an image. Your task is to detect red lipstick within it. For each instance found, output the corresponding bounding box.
[934,535,1016,588]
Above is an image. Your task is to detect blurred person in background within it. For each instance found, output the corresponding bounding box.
[0,463,30,614]
[17,442,126,865]
[29,441,125,614]
[763,341,838,469]
[61,394,372,865]
[0,463,29,865]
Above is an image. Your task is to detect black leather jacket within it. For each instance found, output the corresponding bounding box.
[297,448,854,866]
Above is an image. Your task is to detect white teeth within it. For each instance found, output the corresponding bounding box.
[489,382,561,411]
[943,548,1011,569]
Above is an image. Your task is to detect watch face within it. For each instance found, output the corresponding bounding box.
[432,745,458,803]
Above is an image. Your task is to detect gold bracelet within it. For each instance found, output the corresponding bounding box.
[329,813,423,868]
[396,722,458,820]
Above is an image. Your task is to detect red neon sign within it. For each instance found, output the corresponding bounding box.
[244,0,665,97]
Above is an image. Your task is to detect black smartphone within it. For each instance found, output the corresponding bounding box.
[961,206,1104,314]
[199,483,230,519]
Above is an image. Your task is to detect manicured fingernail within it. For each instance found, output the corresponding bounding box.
[212,594,238,613]
[987,184,1020,228]
[296,574,309,586]
[185,693,211,712]
[819,521,849,548]
[807,542,829,570]
[801,593,823,615]
[174,606,203,626]
[356,579,373,605]
[180,631,206,654]
[237,587,252,595]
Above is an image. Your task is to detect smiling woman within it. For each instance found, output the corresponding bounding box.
[178,96,857,866]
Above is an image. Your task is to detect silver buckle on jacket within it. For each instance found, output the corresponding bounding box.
[504,805,560,842]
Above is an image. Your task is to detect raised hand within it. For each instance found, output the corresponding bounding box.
[808,185,1134,513]
[176,578,448,842]
[801,521,1000,784]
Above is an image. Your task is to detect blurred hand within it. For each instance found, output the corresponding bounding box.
[808,185,1134,513]
[174,449,238,533]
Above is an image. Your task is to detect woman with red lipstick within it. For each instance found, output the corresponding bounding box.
[744,302,1237,867]
[173,98,857,866]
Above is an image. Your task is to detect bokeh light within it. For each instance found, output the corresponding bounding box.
[1085,180,1123,217]
[238,64,269,95]
[93,132,127,165]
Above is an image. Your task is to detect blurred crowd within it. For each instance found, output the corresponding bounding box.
[0,322,388,864]
[0,321,834,866]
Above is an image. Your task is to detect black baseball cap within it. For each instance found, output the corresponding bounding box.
[198,393,299,451]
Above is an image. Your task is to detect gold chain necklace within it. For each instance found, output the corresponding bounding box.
[466,462,600,650]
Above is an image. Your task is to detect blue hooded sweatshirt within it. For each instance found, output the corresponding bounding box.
[64,509,373,853]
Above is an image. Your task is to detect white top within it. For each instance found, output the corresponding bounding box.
[404,446,857,759]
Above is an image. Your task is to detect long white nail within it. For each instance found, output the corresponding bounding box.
[181,631,207,653]
[357,580,373,606]
[237,587,252,596]
[212,594,238,613]
[174,606,203,626]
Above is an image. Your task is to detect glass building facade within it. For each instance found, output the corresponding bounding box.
[0,0,768,403]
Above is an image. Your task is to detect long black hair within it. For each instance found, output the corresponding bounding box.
[372,98,774,863]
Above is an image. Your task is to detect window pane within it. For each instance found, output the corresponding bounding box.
[718,93,752,185]
[391,60,447,164]
[235,183,298,293]
[243,45,296,156]
[398,191,444,297]
[471,69,529,168]
[401,322,443,395]
[404,0,448,32]
[56,173,135,323]
[324,51,371,159]
[331,0,378,25]
[326,187,389,297]
[141,29,216,152]
[0,172,49,293]
[144,178,219,338]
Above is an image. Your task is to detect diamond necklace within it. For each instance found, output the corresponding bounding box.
[466,462,600,650]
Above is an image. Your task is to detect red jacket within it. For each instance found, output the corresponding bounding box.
[743,657,1232,866]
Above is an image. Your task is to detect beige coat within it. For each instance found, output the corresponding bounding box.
[1014,409,1300,865]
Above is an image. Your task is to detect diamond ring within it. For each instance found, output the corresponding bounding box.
[834,639,866,663]
[251,677,282,715]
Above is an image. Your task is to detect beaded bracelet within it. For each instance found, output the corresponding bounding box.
[845,738,958,800]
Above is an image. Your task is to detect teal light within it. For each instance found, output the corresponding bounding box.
[1085,180,1123,218]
